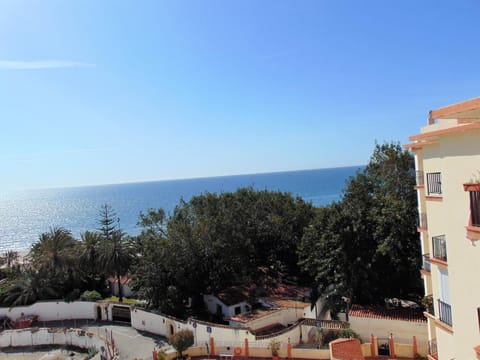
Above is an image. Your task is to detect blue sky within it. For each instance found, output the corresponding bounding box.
[1,1,479,190]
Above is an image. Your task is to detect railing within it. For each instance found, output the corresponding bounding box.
[301,318,349,329]
[422,254,431,272]
[416,170,424,186]
[426,172,442,195]
[437,299,453,327]
[428,338,438,358]
[432,235,447,262]
[418,212,428,229]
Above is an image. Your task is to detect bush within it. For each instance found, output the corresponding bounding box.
[80,290,102,302]
[337,328,360,339]
[169,329,194,357]
[321,328,360,345]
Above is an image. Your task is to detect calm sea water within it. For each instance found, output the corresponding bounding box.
[0,166,362,252]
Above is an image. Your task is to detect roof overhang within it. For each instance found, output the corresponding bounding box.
[429,96,480,124]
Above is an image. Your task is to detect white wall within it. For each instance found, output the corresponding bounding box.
[0,301,96,322]
[348,315,428,345]
[0,328,111,357]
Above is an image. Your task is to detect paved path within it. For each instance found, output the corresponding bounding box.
[85,322,169,360]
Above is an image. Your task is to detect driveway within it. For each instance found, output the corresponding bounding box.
[85,322,169,360]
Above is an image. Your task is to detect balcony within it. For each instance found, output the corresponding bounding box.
[428,339,438,360]
[437,299,453,327]
[432,235,447,263]
[426,172,442,196]
[422,254,431,273]
[416,170,424,186]
[418,212,428,231]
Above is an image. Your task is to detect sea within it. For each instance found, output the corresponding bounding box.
[0,166,362,252]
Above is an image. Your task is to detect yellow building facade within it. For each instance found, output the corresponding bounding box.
[406,97,480,360]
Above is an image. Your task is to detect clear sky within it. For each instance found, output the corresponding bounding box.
[1,0,479,190]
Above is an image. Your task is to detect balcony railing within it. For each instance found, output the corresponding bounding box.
[418,212,428,229]
[426,172,442,195]
[428,339,438,359]
[437,299,453,327]
[432,235,447,262]
[416,170,424,186]
[422,254,431,272]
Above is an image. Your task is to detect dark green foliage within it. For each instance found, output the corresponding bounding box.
[95,204,134,302]
[166,188,314,315]
[299,142,422,306]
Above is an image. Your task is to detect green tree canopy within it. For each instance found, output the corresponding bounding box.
[298,142,422,306]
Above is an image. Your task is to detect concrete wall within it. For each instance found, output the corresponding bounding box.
[348,315,428,345]
[130,308,307,349]
[0,327,111,358]
[0,301,96,322]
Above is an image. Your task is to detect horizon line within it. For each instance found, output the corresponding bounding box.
[11,164,365,193]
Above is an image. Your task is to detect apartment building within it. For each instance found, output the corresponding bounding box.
[405,97,480,360]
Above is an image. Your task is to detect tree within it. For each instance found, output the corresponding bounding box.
[78,231,105,292]
[169,329,194,358]
[29,227,78,271]
[2,250,19,268]
[162,188,315,315]
[0,268,58,306]
[97,204,118,241]
[97,205,133,302]
[28,227,81,299]
[299,142,422,306]
[130,209,173,310]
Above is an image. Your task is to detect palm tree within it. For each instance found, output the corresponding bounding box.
[29,227,78,271]
[98,229,133,302]
[79,231,104,291]
[1,268,57,306]
[2,250,19,268]
[27,227,80,299]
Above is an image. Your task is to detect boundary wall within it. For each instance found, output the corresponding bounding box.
[0,301,95,322]
[0,301,428,359]
[0,327,113,359]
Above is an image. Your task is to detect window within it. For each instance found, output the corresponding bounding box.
[234,306,241,315]
[470,191,480,226]
[432,235,447,262]
[437,268,452,326]
[427,172,442,195]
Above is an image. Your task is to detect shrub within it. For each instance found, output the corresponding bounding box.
[337,328,360,339]
[169,329,194,358]
[80,290,102,302]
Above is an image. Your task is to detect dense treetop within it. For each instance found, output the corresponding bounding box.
[0,142,421,319]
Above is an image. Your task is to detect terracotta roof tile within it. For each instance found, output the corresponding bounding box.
[349,304,426,323]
